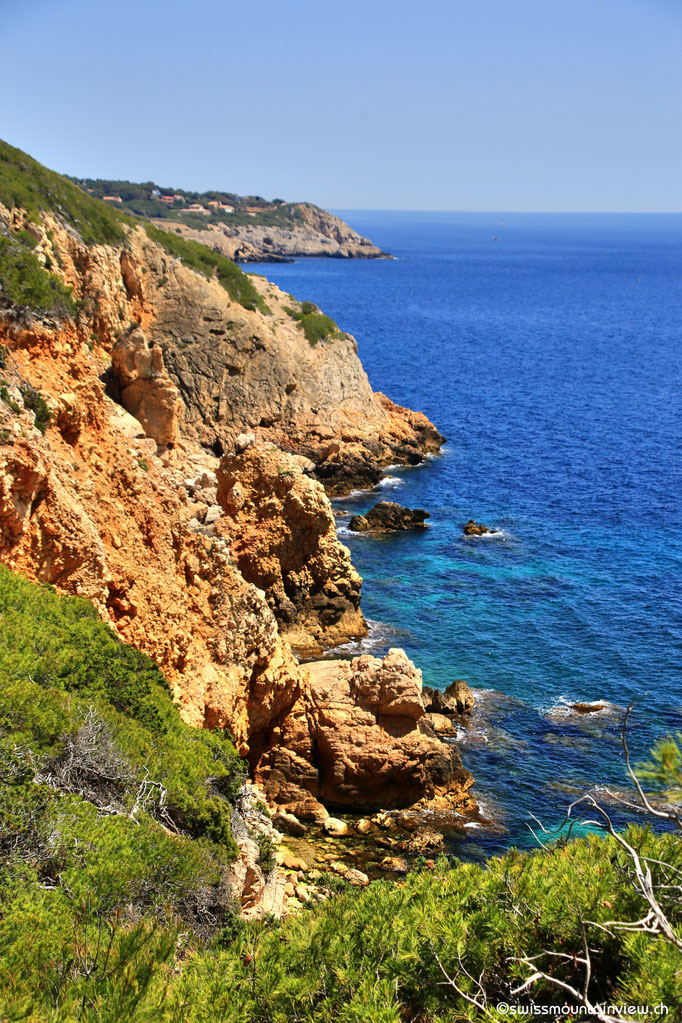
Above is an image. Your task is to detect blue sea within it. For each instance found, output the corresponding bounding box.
[243,212,682,857]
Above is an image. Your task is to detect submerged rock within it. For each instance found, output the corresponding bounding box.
[349,501,430,533]
[570,701,608,715]
[463,519,497,536]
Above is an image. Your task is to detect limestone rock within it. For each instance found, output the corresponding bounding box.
[349,502,430,533]
[379,856,408,874]
[423,679,475,717]
[235,432,255,452]
[216,443,366,655]
[343,868,370,887]
[424,712,459,734]
[111,327,183,447]
[291,649,472,810]
[272,810,307,837]
[322,817,350,837]
[463,519,497,536]
[149,262,444,496]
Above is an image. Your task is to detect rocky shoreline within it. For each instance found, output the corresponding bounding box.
[149,203,389,263]
[0,168,478,918]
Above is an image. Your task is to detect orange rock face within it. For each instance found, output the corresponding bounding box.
[216,442,365,656]
[257,650,474,815]
[0,200,471,825]
[110,327,183,448]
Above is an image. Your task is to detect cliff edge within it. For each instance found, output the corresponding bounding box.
[0,139,469,841]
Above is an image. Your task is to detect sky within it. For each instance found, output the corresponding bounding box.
[1,0,681,211]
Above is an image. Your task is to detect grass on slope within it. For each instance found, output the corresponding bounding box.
[0,139,130,247]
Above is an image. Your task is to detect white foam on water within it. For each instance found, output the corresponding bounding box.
[376,476,404,489]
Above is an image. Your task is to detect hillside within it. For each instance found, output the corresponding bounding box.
[71,175,388,261]
[0,138,680,1020]
[0,137,462,831]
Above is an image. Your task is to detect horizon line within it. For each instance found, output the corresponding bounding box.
[329,207,682,216]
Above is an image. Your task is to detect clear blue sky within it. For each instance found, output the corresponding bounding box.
[2,0,681,211]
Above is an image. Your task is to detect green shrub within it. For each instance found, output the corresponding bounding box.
[173,832,682,1020]
[19,384,51,432]
[0,566,245,851]
[0,235,74,317]
[286,300,344,345]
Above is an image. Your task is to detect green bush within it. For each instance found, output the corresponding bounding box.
[19,384,51,432]
[0,566,245,851]
[172,832,682,1021]
[0,235,74,317]
[287,300,344,345]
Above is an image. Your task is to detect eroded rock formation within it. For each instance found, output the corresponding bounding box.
[257,650,474,816]
[0,190,473,867]
[216,442,365,655]
[151,202,387,262]
[147,263,444,494]
[110,327,183,448]
[349,501,430,533]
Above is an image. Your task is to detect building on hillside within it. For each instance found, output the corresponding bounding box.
[102,195,123,202]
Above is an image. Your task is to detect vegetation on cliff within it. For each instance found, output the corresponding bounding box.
[0,140,273,316]
[0,566,248,1017]
[284,300,344,345]
[69,175,314,231]
[0,568,678,1020]
[0,140,129,246]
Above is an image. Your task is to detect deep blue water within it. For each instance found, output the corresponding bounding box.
[243,212,682,856]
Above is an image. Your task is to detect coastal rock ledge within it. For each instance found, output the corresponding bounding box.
[256,649,475,817]
[349,501,430,532]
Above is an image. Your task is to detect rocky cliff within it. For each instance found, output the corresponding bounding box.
[0,142,470,859]
[145,254,443,494]
[151,204,387,262]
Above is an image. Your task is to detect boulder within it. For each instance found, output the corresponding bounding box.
[272,810,307,837]
[301,649,473,810]
[343,868,370,887]
[323,817,350,837]
[349,501,430,533]
[379,856,408,874]
[111,328,183,447]
[424,712,459,734]
[463,519,497,536]
[423,679,475,717]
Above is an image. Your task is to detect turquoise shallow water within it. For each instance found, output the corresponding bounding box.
[243,212,682,856]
